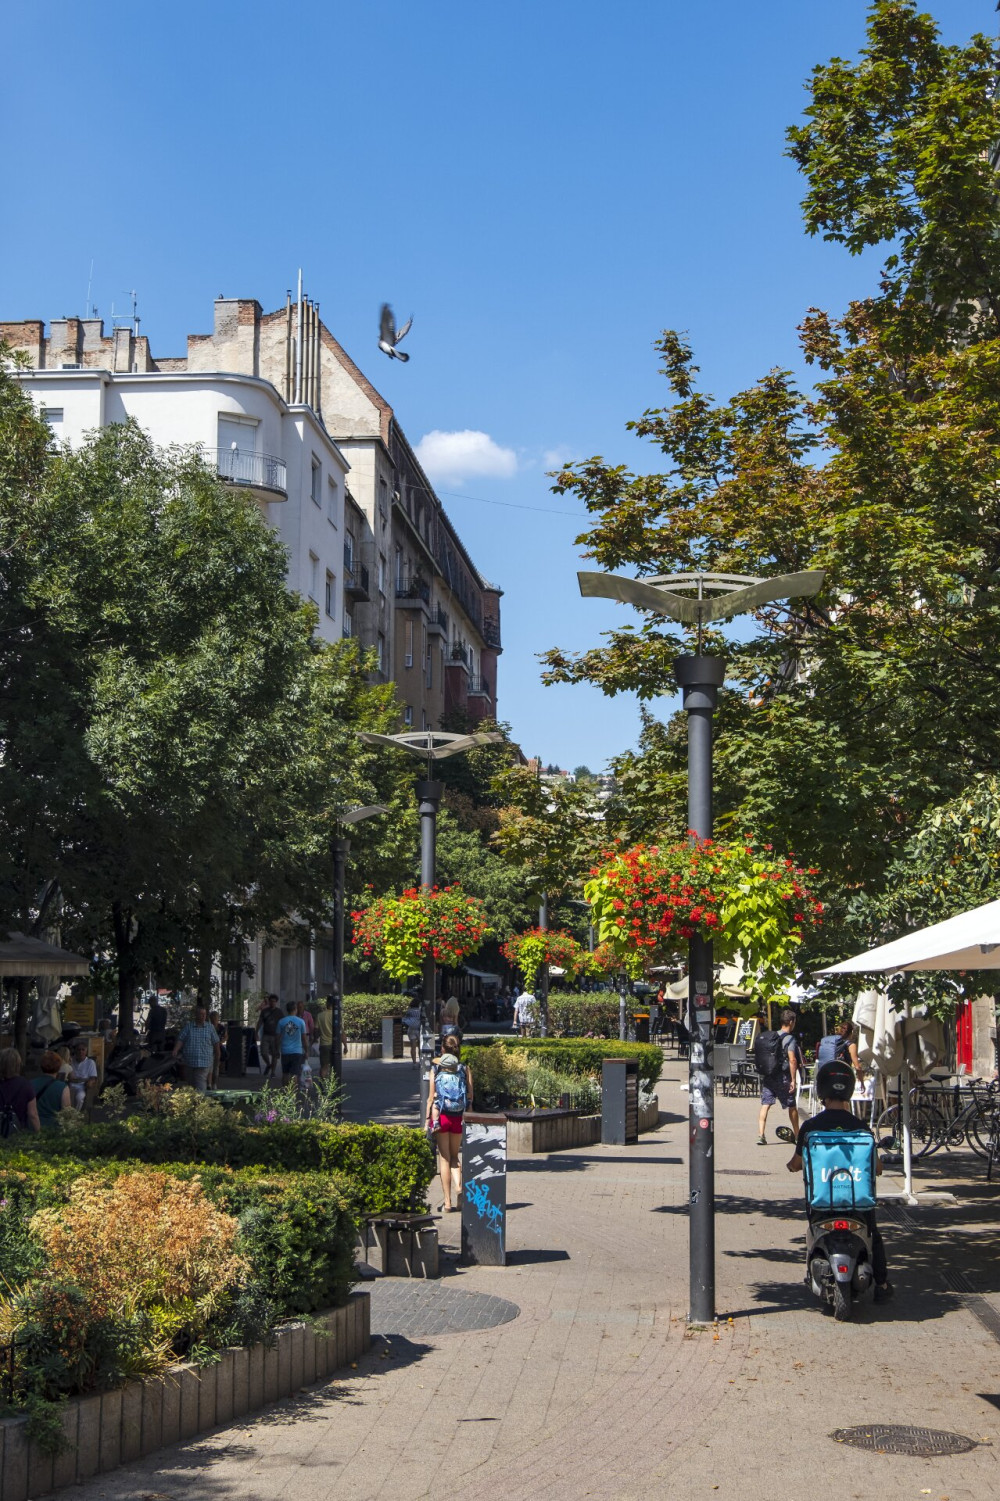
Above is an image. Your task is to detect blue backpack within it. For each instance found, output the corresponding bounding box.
[802,1129,877,1213]
[434,1065,468,1115]
[816,1033,848,1067]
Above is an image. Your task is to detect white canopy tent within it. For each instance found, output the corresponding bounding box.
[815,901,999,1199]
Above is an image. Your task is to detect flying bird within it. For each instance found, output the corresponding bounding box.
[379,303,413,361]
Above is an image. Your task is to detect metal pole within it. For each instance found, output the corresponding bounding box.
[417,779,442,1122]
[619,972,628,1042]
[675,653,725,1324]
[538,893,549,1038]
[331,837,348,1094]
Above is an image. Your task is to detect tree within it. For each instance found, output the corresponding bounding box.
[541,3,1000,963]
[491,764,606,906]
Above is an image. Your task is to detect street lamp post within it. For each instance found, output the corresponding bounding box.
[332,805,388,1092]
[577,565,825,1322]
[359,730,502,1121]
[537,892,549,1037]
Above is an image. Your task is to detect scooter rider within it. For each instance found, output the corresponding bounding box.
[786,1059,893,1302]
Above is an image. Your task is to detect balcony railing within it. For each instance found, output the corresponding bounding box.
[345,562,370,601]
[395,577,431,606]
[450,643,470,665]
[427,604,448,637]
[482,617,502,649]
[468,676,492,697]
[210,447,287,495]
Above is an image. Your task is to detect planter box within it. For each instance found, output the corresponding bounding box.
[344,1041,382,1060]
[639,1095,659,1133]
[504,1108,601,1154]
[5,1291,370,1501]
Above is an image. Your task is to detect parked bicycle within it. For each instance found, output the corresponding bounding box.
[876,1078,998,1160]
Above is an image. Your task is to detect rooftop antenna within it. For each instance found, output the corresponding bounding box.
[130,290,140,338]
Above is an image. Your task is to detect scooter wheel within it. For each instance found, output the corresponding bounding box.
[832,1280,852,1322]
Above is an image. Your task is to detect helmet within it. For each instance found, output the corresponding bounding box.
[815,1059,854,1101]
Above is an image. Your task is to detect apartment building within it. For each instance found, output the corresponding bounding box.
[0,308,351,644]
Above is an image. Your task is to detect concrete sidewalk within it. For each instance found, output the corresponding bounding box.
[64,1056,1000,1501]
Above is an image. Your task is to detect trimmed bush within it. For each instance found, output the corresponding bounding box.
[343,993,406,1041]
[545,994,624,1038]
[18,1115,434,1215]
[463,1037,663,1094]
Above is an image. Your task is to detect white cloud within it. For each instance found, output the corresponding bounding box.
[415,429,517,485]
[542,446,577,470]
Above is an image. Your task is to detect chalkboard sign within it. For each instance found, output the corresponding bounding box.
[735,1016,759,1049]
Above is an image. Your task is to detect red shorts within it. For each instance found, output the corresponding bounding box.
[437,1111,464,1135]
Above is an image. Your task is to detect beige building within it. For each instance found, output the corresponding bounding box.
[1,290,502,729]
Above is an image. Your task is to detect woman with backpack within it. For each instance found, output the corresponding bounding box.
[817,1018,863,1084]
[426,1035,473,1212]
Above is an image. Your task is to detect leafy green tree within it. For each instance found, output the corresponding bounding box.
[541,2,1000,964]
[491,764,606,906]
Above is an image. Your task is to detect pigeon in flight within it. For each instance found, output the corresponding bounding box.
[379,303,413,361]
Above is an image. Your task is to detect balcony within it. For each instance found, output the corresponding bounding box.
[482,617,502,649]
[395,577,431,611]
[209,447,287,498]
[427,605,449,638]
[345,561,370,601]
[450,642,470,666]
[468,675,492,698]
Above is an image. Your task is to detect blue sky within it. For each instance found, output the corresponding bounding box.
[2,1,992,769]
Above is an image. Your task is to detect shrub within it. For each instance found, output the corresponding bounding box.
[343,993,406,1041]
[545,994,624,1038]
[22,1116,435,1215]
[463,1037,663,1094]
[7,1279,165,1403]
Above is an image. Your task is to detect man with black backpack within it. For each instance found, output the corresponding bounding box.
[755,1007,802,1146]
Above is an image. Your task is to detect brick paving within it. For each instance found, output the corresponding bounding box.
[61,1053,1000,1501]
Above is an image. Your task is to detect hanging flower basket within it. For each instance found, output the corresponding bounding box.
[500,928,589,989]
[351,885,491,982]
[584,838,823,997]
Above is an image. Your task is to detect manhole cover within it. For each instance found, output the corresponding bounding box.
[830,1425,978,1457]
[370,1280,520,1339]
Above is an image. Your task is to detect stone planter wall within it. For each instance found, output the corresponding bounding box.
[0,1291,371,1501]
[343,1041,382,1060]
[506,1095,659,1155]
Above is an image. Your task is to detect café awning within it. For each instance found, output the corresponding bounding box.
[0,932,91,979]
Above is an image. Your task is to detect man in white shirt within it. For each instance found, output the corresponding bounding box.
[69,1040,98,1110]
[514,988,536,1037]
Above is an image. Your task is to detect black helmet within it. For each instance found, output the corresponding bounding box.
[815,1059,854,1101]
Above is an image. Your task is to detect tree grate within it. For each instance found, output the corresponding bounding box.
[830,1425,978,1457]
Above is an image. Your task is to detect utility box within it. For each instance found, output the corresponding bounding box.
[381,1016,404,1059]
[602,1058,639,1145]
[461,1113,507,1266]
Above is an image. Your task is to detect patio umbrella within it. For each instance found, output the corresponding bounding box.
[0,933,91,978]
[816,897,1000,975]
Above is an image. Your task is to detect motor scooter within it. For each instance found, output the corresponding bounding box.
[101,1038,182,1096]
[801,1129,878,1321]
[806,1212,874,1321]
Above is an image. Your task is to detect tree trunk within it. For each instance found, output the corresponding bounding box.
[13,977,31,1060]
[112,899,136,1039]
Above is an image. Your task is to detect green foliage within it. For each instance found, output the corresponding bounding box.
[19,1116,434,1215]
[343,994,404,1041]
[462,1037,663,1094]
[491,764,607,902]
[352,885,491,982]
[545,994,623,1038]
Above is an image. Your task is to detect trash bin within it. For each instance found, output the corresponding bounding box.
[633,1013,650,1044]
[602,1058,639,1145]
[381,1016,404,1059]
[461,1112,507,1266]
[225,1024,252,1076]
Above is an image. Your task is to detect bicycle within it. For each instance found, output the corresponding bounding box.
[876,1078,998,1160]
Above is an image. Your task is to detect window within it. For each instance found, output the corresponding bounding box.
[343,608,353,639]
[378,553,386,595]
[423,625,432,688]
[325,571,336,618]
[395,545,404,591]
[404,618,414,669]
[327,476,338,526]
[218,414,258,454]
[379,476,389,518]
[308,552,319,601]
[421,709,428,730]
[311,456,322,506]
[41,407,63,437]
[377,632,385,672]
[403,705,413,726]
[344,528,355,574]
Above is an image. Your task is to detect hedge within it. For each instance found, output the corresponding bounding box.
[462,1037,663,1094]
[545,995,623,1037]
[0,1152,359,1316]
[20,1118,435,1216]
[343,993,406,1041]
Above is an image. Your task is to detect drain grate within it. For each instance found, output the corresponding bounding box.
[831,1425,978,1457]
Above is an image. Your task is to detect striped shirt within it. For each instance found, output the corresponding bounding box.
[176,1022,218,1069]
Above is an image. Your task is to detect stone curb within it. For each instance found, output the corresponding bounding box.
[0,1290,370,1501]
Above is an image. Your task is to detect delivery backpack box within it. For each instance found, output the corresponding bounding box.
[802,1130,877,1213]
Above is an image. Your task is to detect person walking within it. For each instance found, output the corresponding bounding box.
[755,1007,802,1145]
[0,1048,40,1135]
[257,994,281,1078]
[171,1005,220,1093]
[276,1000,307,1081]
[145,994,167,1050]
[514,986,536,1037]
[33,1051,71,1129]
[425,1035,473,1212]
[402,1001,421,1067]
[440,998,463,1046]
[817,1017,864,1085]
[316,996,336,1080]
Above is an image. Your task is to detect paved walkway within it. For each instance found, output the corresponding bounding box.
[64,1056,1000,1501]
